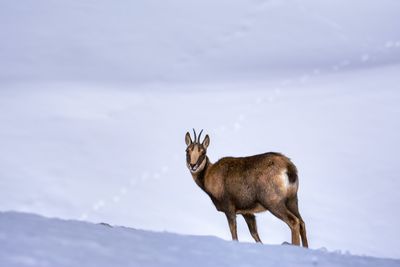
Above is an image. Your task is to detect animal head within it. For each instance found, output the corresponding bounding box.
[185,129,210,173]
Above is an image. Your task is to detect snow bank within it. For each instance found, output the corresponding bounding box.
[1,212,398,267]
[0,0,399,83]
[1,0,400,262]
[1,65,400,259]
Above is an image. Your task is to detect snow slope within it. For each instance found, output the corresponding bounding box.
[1,212,399,267]
[1,0,400,83]
[1,0,400,262]
[1,65,400,259]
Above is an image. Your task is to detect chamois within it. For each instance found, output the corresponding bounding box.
[185,129,308,247]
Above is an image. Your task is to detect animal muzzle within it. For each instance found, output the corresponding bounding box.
[189,163,198,172]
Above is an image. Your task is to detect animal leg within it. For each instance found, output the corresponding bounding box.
[243,214,262,243]
[225,212,238,241]
[268,204,301,246]
[286,197,308,248]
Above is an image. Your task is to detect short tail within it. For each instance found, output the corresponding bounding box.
[287,163,298,184]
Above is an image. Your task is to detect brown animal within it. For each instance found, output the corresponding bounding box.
[185,129,308,247]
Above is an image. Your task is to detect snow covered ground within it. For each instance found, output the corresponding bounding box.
[1,0,400,264]
[1,212,399,267]
[1,65,400,260]
[1,0,400,83]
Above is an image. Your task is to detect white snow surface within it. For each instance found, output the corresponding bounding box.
[1,212,399,267]
[1,0,400,264]
[1,0,400,83]
[1,66,400,260]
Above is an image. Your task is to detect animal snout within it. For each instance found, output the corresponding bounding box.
[189,163,197,169]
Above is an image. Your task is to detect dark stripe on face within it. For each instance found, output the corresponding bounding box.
[196,153,206,166]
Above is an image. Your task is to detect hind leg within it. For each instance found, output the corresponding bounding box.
[268,203,301,246]
[286,197,308,248]
[243,214,262,243]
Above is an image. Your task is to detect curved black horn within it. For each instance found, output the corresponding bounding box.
[192,128,197,143]
[198,129,204,143]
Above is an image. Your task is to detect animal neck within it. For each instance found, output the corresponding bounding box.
[191,156,212,191]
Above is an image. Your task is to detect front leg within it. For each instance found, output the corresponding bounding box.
[225,212,238,241]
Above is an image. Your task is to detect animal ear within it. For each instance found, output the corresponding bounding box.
[185,132,192,146]
[202,134,210,149]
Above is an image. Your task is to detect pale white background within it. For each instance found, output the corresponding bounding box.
[1,0,399,259]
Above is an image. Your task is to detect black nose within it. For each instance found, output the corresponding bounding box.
[190,163,196,168]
